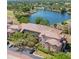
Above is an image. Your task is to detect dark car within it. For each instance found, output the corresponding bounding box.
[29,48,35,54]
[7,41,10,45]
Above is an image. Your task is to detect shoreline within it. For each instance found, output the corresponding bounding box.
[29,9,71,15]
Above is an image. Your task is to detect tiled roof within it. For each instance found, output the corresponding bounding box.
[20,23,62,39]
[7,29,15,33]
[8,25,19,30]
[45,39,62,47]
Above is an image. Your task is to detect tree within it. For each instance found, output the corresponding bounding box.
[61,7,66,14]
[61,21,67,25]
[22,6,30,12]
[8,32,39,48]
[35,17,49,25]
[8,32,24,47]
[7,2,15,10]
[35,17,42,24]
[7,4,13,10]
[54,24,57,28]
[18,16,30,23]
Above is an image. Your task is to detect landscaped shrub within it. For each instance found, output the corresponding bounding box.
[52,52,71,59]
[36,43,54,55]
[44,52,71,59]
[37,45,49,54]
[37,43,71,59]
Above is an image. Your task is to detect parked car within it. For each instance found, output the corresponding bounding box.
[7,41,10,45]
[29,48,35,54]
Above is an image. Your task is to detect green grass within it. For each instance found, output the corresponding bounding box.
[35,50,52,58]
[35,50,71,59]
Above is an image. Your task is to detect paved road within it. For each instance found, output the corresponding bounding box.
[8,50,32,59]
[7,47,42,59]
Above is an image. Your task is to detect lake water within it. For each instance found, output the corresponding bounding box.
[29,10,71,24]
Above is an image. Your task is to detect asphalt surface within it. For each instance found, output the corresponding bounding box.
[7,46,42,59]
[8,50,33,59]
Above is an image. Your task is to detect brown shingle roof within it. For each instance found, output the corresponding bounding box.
[20,23,62,40]
[45,39,62,47]
[7,29,15,33]
[8,25,19,30]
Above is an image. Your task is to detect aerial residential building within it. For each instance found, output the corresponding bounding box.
[19,23,64,52]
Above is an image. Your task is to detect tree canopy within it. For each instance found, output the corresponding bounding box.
[18,16,30,23]
[35,17,49,25]
[8,32,39,48]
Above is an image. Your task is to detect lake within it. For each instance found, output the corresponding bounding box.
[29,10,71,24]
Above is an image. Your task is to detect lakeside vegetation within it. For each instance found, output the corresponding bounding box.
[8,0,71,14]
[35,17,49,26]
[7,0,71,24]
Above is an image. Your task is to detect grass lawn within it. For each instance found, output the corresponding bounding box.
[34,49,52,58]
[34,49,71,59]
